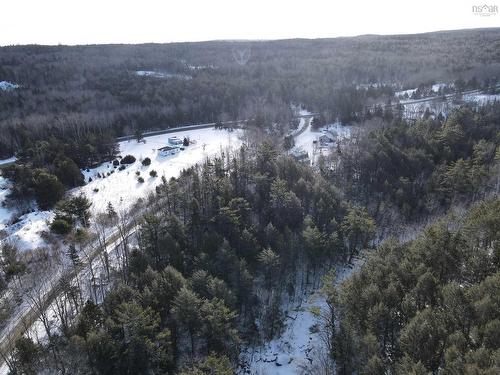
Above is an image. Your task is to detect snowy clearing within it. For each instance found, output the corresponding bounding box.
[78,127,242,213]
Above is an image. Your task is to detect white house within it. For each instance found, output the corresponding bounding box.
[159,145,180,156]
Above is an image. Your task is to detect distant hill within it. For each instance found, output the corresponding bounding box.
[0,27,499,157]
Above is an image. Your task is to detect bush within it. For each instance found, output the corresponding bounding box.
[120,155,136,164]
[149,170,158,177]
[50,218,72,235]
[142,157,151,166]
[138,177,145,183]
[112,159,120,166]
[136,171,140,176]
[33,171,65,210]
[55,157,85,188]
[118,165,126,171]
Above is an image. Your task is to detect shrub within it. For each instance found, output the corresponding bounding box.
[112,159,120,166]
[118,165,126,171]
[120,155,136,164]
[32,171,65,210]
[50,218,72,235]
[149,170,157,177]
[138,177,145,183]
[135,171,140,176]
[142,157,151,166]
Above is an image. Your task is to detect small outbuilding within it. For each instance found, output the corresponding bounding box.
[168,136,183,146]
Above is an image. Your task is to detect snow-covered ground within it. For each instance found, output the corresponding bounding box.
[239,257,364,375]
[0,157,16,166]
[0,81,19,91]
[0,176,12,231]
[462,92,500,105]
[79,127,242,213]
[400,91,500,119]
[395,88,417,98]
[0,127,242,252]
[432,83,447,92]
[135,70,191,80]
[1,211,55,251]
[1,172,54,251]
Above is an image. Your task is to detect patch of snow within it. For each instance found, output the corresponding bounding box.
[0,156,16,166]
[0,175,13,231]
[462,93,500,105]
[432,83,447,92]
[0,81,19,91]
[1,211,54,251]
[187,64,217,70]
[135,70,191,80]
[395,88,417,98]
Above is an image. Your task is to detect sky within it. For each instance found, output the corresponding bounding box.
[1,0,499,45]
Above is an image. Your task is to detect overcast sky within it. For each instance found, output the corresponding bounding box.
[1,0,499,45]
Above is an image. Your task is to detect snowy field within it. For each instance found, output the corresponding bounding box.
[0,127,242,252]
[239,257,364,375]
[79,127,242,213]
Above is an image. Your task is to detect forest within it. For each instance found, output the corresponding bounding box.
[1,26,500,375]
[3,100,499,374]
[330,198,500,374]
[1,28,500,159]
